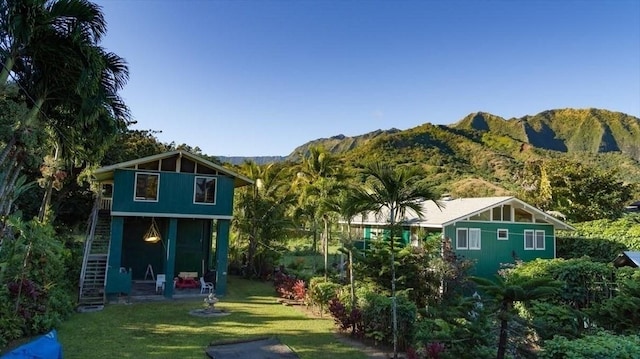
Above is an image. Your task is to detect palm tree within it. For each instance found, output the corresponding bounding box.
[352,162,439,359]
[326,187,375,308]
[235,161,294,277]
[293,146,343,255]
[0,0,107,85]
[471,276,561,359]
[0,0,130,220]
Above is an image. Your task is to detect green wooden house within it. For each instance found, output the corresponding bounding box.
[78,150,252,308]
[350,196,573,278]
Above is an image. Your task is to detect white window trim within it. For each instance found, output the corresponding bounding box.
[524,230,534,250]
[497,229,509,240]
[469,228,481,250]
[193,176,217,205]
[134,172,159,202]
[524,229,546,250]
[456,228,468,250]
[456,228,481,250]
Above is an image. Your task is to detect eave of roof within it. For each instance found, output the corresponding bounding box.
[346,196,574,231]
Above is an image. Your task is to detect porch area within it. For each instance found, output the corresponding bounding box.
[112,280,211,302]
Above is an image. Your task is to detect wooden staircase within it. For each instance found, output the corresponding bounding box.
[77,197,112,312]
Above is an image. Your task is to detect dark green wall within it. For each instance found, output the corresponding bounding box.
[444,221,555,278]
[112,169,235,216]
[362,226,411,245]
[120,217,212,280]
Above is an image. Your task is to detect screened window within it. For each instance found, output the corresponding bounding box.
[194,177,216,204]
[514,208,533,222]
[470,210,491,221]
[469,228,481,249]
[524,230,545,250]
[457,228,481,250]
[535,230,545,250]
[492,205,512,221]
[456,228,468,249]
[134,173,159,201]
[497,229,508,240]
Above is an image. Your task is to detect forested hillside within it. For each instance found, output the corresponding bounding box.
[289,108,640,197]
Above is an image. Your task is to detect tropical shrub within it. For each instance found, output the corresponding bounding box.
[559,214,640,251]
[506,258,614,310]
[588,279,640,335]
[414,296,494,359]
[328,297,363,337]
[539,331,640,359]
[360,292,417,350]
[518,300,582,340]
[306,277,340,314]
[0,217,75,347]
[556,236,626,262]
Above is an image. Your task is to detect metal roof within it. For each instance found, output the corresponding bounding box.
[614,251,640,268]
[93,150,254,187]
[350,196,574,231]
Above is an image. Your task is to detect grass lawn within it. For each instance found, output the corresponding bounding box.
[58,276,366,359]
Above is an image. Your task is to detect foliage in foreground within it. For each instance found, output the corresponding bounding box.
[0,217,77,348]
[538,331,640,359]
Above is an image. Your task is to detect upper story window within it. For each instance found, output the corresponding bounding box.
[469,210,490,221]
[134,173,159,201]
[514,208,533,222]
[524,230,546,250]
[194,176,217,204]
[492,205,512,221]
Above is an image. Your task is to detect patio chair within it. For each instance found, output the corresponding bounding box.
[200,277,214,294]
[156,274,165,293]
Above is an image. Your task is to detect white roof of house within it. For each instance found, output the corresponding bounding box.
[93,150,253,187]
[350,196,574,231]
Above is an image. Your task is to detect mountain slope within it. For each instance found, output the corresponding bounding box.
[287,128,401,160]
[452,108,640,160]
[292,108,640,197]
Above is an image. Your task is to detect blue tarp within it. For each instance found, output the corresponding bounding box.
[1,330,62,359]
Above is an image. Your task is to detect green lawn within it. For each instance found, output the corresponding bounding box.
[58,276,366,359]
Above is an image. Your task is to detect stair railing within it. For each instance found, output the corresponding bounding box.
[79,194,101,301]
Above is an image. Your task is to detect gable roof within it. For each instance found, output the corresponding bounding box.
[93,150,253,187]
[350,196,574,231]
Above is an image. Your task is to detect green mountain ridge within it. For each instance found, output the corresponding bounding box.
[291,108,640,197]
[453,108,640,160]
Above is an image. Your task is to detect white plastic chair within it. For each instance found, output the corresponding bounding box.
[156,274,166,293]
[200,277,214,294]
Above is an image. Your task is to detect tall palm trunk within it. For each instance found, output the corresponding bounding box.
[0,158,24,221]
[496,301,511,359]
[0,56,16,85]
[38,144,60,222]
[0,136,17,169]
[323,215,329,280]
[390,207,398,359]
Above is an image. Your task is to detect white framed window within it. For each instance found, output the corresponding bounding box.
[456,228,481,250]
[524,230,545,250]
[456,228,468,249]
[497,229,509,240]
[134,172,159,202]
[469,228,481,250]
[194,176,217,204]
[535,230,545,250]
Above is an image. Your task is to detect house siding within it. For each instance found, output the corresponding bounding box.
[444,221,555,277]
[112,169,235,216]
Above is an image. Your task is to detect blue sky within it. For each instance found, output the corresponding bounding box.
[96,0,640,157]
